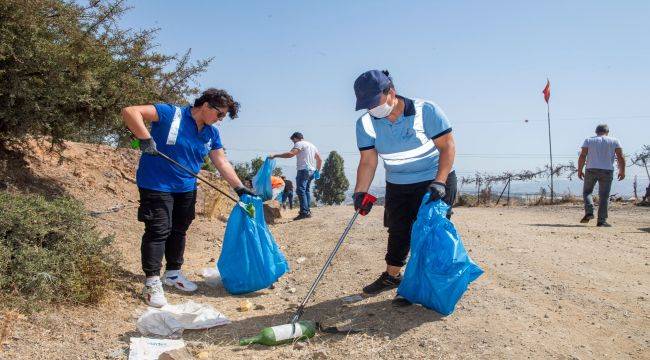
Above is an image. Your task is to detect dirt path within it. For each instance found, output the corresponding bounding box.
[2,201,648,359]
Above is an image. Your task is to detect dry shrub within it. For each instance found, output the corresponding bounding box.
[0,192,117,311]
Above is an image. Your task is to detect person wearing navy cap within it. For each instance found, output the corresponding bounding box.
[351,69,458,307]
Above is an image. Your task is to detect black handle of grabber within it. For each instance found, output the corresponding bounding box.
[289,193,376,331]
[155,151,240,204]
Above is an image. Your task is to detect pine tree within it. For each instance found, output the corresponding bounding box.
[314,151,349,205]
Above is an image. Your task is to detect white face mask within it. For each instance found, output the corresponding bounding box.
[368,97,394,118]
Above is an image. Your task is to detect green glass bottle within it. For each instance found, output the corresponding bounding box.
[239,321,316,346]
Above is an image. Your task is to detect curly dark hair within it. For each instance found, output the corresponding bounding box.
[194,88,240,119]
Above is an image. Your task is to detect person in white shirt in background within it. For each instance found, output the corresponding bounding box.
[577,124,625,227]
[269,132,322,220]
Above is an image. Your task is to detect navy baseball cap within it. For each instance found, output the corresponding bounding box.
[354,70,392,111]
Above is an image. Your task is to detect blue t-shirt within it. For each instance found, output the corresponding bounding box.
[136,104,223,192]
[582,135,622,171]
[356,96,452,184]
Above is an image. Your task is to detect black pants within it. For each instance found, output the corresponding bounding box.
[138,188,197,277]
[383,171,457,267]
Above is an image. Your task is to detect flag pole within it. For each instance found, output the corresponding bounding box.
[546,95,554,204]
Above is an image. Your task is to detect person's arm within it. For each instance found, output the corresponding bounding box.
[121,105,159,139]
[270,148,299,159]
[354,149,378,193]
[315,152,323,171]
[615,147,625,180]
[432,132,455,183]
[209,149,244,189]
[577,147,588,180]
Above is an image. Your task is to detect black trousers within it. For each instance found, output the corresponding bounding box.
[383,171,457,267]
[138,188,197,277]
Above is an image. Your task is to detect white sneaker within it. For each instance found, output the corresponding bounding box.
[163,270,198,292]
[142,280,168,308]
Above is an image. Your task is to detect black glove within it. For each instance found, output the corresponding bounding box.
[353,192,373,215]
[139,138,158,156]
[235,186,256,198]
[426,181,446,204]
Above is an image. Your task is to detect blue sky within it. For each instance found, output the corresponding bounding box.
[117,0,650,196]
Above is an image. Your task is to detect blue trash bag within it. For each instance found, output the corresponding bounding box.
[313,169,321,180]
[252,158,276,201]
[217,194,289,294]
[397,194,483,315]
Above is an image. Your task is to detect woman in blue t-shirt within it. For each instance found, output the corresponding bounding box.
[122,88,255,307]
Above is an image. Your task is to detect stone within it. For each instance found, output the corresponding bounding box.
[158,347,195,360]
[263,200,282,224]
[312,349,329,360]
[238,300,253,312]
[107,348,125,359]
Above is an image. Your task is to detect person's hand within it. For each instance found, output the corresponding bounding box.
[426,181,446,204]
[139,138,158,156]
[578,169,584,180]
[235,186,256,198]
[353,192,373,215]
[618,171,625,181]
[268,154,275,159]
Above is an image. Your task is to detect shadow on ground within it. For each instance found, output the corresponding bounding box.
[0,147,67,198]
[182,294,443,349]
[528,223,588,228]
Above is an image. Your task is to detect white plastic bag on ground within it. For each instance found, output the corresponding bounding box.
[198,267,222,287]
[136,301,230,337]
[128,337,185,360]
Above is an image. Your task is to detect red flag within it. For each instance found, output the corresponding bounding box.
[542,79,550,103]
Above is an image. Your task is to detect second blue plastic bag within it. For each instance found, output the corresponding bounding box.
[217,194,289,294]
[397,194,483,315]
[252,158,276,201]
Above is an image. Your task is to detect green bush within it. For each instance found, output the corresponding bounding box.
[0,192,117,309]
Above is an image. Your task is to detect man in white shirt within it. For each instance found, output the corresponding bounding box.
[270,132,322,220]
[577,124,625,227]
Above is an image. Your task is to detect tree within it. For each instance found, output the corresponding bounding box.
[250,157,264,175]
[314,151,349,205]
[631,145,650,182]
[233,162,252,181]
[631,145,650,202]
[0,0,211,149]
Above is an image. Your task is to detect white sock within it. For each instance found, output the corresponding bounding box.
[145,276,161,286]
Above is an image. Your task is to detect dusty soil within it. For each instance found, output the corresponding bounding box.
[1,141,648,359]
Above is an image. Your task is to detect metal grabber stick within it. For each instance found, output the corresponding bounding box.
[155,151,255,216]
[289,193,377,332]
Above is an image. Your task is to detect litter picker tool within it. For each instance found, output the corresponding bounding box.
[238,193,377,346]
[288,193,377,332]
[155,151,255,217]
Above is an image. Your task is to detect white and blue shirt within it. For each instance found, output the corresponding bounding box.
[356,96,452,184]
[136,104,223,192]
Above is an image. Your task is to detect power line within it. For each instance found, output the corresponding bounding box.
[220,114,650,129]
